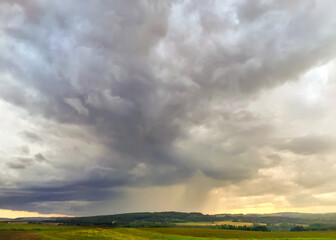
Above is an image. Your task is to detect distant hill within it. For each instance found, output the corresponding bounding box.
[44,211,217,227]
[13,217,58,221]
[0,218,11,221]
[24,211,336,229]
[244,212,336,218]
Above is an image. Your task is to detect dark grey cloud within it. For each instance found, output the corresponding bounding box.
[34,153,47,162]
[1,0,336,215]
[7,157,33,170]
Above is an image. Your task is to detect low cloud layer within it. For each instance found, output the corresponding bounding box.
[1,0,336,215]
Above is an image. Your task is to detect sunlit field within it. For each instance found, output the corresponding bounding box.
[2,223,336,239]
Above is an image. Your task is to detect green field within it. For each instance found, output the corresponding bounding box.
[1,223,336,239]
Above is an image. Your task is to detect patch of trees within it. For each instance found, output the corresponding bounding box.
[219,224,269,232]
[291,223,336,231]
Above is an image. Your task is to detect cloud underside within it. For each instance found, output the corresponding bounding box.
[1,0,336,215]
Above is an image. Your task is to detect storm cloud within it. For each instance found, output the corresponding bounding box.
[1,0,336,215]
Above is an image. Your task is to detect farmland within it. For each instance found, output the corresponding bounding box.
[176,221,264,226]
[2,223,336,239]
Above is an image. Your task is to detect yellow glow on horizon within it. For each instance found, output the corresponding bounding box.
[0,209,73,219]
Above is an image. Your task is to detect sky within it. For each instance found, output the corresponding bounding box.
[1,0,336,218]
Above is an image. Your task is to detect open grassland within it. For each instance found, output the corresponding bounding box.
[147,228,336,239]
[0,231,43,240]
[2,223,336,239]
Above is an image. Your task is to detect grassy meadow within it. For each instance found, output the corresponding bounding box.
[2,223,336,239]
